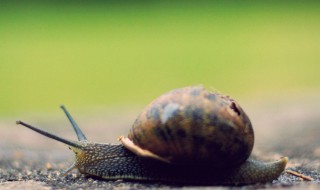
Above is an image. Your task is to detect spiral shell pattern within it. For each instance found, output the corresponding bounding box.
[128,86,254,168]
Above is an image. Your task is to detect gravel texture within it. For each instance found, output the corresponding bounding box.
[1,97,319,189]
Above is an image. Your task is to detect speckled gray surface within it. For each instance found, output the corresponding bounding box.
[1,97,319,189]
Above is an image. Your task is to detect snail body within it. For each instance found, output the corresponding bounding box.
[17,86,288,185]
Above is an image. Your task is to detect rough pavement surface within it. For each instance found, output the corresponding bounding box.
[0,95,319,189]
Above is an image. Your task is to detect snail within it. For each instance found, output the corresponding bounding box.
[17,86,288,185]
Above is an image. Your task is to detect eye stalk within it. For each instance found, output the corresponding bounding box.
[16,120,83,150]
[60,105,87,142]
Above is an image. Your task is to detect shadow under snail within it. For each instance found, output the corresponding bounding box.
[17,86,288,185]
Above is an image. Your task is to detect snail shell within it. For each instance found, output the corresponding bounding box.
[124,86,254,168]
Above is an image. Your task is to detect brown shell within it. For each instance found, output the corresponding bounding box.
[128,86,254,168]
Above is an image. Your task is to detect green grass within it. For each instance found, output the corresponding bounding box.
[0,2,320,115]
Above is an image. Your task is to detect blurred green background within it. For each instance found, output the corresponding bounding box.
[1,1,319,116]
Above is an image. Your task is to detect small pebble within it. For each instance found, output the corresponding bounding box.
[46,162,52,170]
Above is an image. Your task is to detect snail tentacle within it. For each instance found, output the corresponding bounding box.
[60,105,87,141]
[17,120,83,150]
[62,162,77,176]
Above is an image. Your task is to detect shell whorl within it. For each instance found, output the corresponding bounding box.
[128,86,254,168]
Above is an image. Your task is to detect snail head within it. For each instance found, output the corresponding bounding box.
[16,105,95,175]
